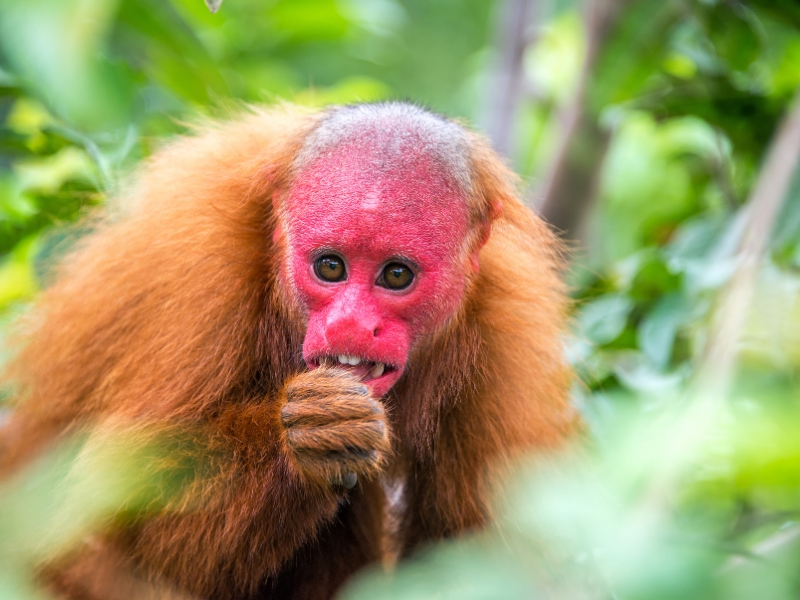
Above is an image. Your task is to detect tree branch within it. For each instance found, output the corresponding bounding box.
[696,88,800,401]
[535,0,622,240]
[485,0,540,157]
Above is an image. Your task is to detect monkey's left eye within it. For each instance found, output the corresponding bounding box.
[314,255,346,282]
[379,262,414,290]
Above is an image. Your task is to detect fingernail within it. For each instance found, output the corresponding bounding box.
[335,472,358,489]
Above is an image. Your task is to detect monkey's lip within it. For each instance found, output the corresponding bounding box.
[307,355,400,382]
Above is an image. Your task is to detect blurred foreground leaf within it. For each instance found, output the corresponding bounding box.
[0,0,131,132]
[345,391,800,600]
[0,426,197,597]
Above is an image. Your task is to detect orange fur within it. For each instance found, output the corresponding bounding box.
[0,104,574,599]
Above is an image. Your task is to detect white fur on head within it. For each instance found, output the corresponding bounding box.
[293,102,474,196]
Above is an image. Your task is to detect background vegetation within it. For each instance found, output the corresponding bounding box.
[1,0,800,597]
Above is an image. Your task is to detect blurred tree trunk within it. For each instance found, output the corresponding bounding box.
[535,0,623,241]
[485,0,541,157]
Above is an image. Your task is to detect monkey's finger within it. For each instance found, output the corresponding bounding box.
[285,368,370,402]
[286,420,389,455]
[294,449,382,479]
[280,396,384,428]
[286,381,369,404]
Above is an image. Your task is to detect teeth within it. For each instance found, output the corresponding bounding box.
[369,362,385,378]
[337,355,362,366]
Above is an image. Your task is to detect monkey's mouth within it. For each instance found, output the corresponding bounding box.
[308,355,398,382]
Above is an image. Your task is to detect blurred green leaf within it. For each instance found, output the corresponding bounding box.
[702,3,764,74]
[525,11,584,105]
[0,0,132,131]
[293,76,391,106]
[638,292,691,369]
[270,0,350,42]
[577,293,634,346]
[0,235,39,309]
[588,0,683,111]
[596,113,723,260]
[0,427,195,575]
[14,147,95,195]
[611,350,685,395]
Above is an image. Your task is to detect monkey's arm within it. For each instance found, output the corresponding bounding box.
[47,369,390,600]
[40,404,340,600]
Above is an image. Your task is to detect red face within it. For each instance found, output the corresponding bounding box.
[281,144,473,397]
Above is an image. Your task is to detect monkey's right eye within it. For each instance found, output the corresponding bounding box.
[314,255,346,282]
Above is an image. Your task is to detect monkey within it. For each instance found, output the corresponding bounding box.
[0,102,574,600]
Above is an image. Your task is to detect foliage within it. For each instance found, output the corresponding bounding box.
[344,1,800,598]
[0,429,192,598]
[0,0,492,312]
[1,0,800,598]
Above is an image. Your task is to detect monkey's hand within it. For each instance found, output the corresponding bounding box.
[280,368,390,488]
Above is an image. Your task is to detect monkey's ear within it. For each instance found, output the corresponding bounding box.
[469,247,484,273]
[469,199,503,273]
[488,198,503,222]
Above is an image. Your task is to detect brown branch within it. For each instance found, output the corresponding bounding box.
[535,0,623,240]
[485,0,540,157]
[721,525,800,572]
[626,89,800,556]
[695,88,800,400]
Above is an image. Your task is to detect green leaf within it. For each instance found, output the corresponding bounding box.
[0,235,39,311]
[269,0,350,41]
[293,76,391,107]
[638,293,691,369]
[13,147,95,195]
[702,3,763,73]
[577,293,634,346]
[0,0,132,131]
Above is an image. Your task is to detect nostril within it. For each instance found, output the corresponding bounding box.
[372,328,379,338]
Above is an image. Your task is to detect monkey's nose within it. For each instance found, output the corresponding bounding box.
[324,295,383,346]
[325,314,382,346]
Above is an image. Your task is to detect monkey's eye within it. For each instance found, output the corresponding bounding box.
[379,262,414,290]
[314,255,346,282]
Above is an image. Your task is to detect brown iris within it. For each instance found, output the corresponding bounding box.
[381,262,414,290]
[314,255,346,282]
